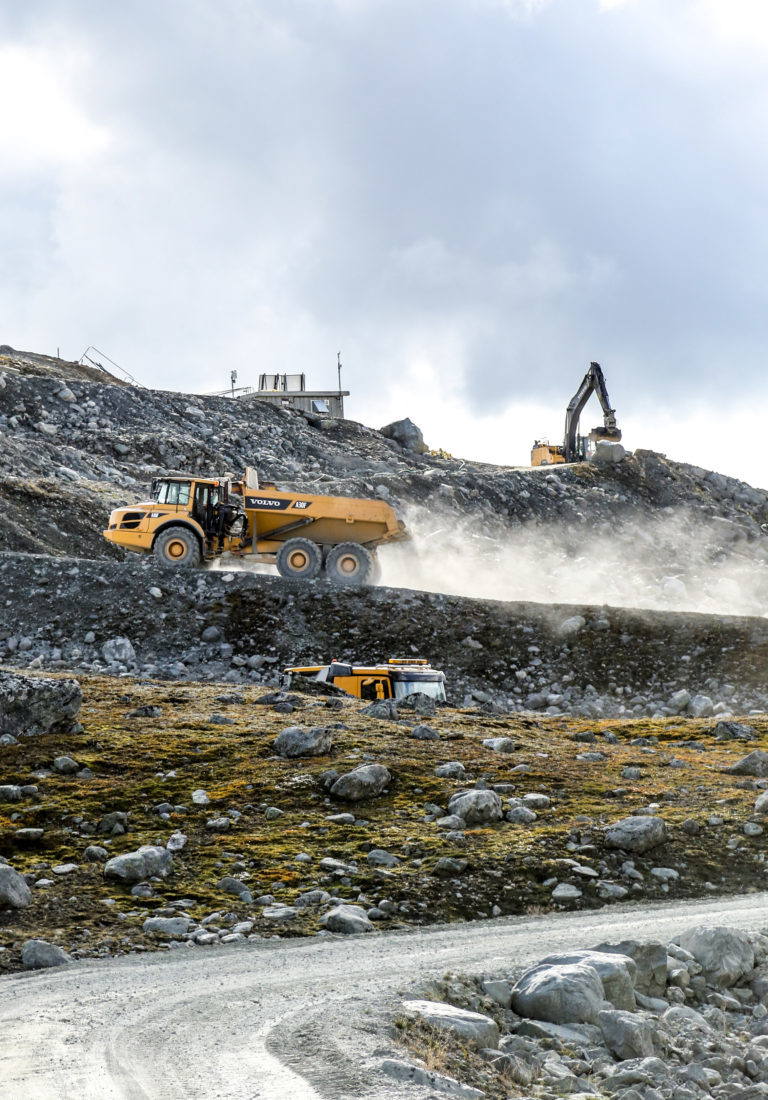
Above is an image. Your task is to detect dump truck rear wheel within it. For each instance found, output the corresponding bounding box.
[276,537,323,580]
[325,542,374,586]
[153,527,202,568]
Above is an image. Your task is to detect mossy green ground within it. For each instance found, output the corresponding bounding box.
[1,673,766,973]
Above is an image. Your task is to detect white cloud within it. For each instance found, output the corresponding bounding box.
[0,44,108,173]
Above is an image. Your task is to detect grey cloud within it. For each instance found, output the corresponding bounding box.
[1,0,767,412]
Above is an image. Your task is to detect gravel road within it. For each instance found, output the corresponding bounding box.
[4,892,768,1100]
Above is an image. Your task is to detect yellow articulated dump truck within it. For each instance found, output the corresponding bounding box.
[104,467,407,585]
[284,657,447,701]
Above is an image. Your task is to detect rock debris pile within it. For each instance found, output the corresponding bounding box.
[4,554,768,720]
[395,926,768,1100]
[2,346,768,621]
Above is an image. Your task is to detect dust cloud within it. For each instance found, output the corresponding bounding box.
[378,506,768,617]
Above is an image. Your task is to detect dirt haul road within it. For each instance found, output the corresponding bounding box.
[4,894,768,1100]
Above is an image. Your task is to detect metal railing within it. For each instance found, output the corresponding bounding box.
[79,346,144,387]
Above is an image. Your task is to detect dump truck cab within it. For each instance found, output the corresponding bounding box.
[104,475,247,567]
[284,657,447,702]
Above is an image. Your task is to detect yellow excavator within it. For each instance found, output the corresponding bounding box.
[284,657,446,701]
[532,362,622,466]
[104,467,407,585]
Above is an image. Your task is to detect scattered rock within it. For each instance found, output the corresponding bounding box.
[604,815,667,853]
[272,725,333,757]
[323,904,375,934]
[728,750,768,777]
[598,1008,655,1059]
[102,637,136,665]
[0,863,33,908]
[330,764,391,802]
[435,762,466,779]
[673,926,755,988]
[447,789,503,825]
[53,755,79,775]
[410,724,441,740]
[401,1000,499,1048]
[103,846,173,884]
[21,939,72,969]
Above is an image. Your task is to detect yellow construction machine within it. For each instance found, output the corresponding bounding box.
[103,467,407,585]
[284,657,446,701]
[531,361,622,466]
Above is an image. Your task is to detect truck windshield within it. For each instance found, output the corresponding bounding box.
[154,481,191,506]
[392,680,446,701]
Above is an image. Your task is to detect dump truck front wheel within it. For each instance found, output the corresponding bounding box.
[276,537,323,580]
[325,542,374,586]
[153,526,202,568]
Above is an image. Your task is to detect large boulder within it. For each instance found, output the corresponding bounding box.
[360,700,399,721]
[511,962,605,1025]
[447,789,503,826]
[594,940,668,998]
[598,1009,655,1060]
[379,417,428,454]
[0,672,82,738]
[401,1000,499,1049]
[0,864,33,908]
[102,636,136,665]
[540,951,636,1010]
[272,726,333,758]
[330,764,391,802]
[591,440,626,464]
[21,939,72,969]
[727,751,768,777]
[103,845,173,884]
[673,926,755,989]
[604,815,667,853]
[714,721,756,742]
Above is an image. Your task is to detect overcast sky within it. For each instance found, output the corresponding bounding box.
[2,0,768,482]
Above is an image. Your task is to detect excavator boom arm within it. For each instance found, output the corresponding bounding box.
[563,361,619,462]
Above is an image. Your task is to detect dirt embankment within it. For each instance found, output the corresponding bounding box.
[1,553,768,719]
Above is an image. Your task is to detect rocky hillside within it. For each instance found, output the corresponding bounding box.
[4,553,768,722]
[1,346,768,621]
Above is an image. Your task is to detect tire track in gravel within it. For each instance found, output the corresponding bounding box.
[4,893,768,1100]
